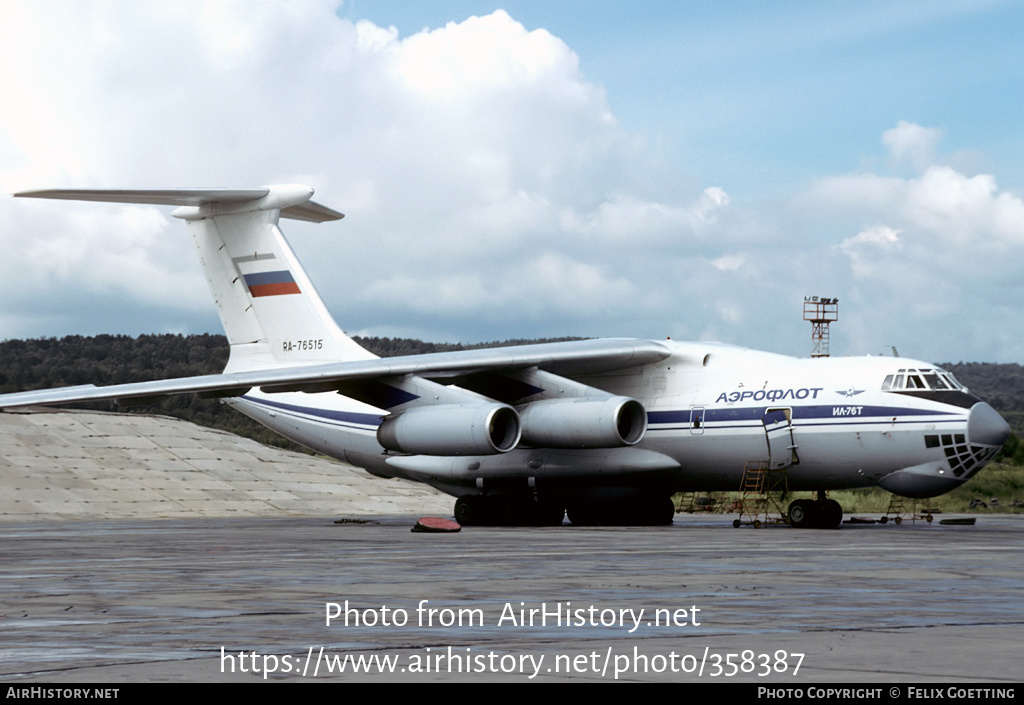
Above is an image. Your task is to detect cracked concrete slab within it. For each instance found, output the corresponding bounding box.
[0,408,451,522]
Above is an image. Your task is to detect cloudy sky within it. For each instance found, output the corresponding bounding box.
[2,0,1023,363]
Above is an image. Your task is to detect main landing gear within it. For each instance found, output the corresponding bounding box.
[787,495,843,529]
[454,495,565,527]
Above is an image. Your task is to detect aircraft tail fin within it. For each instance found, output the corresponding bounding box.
[15,185,376,372]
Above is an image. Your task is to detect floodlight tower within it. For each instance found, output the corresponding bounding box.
[803,296,838,357]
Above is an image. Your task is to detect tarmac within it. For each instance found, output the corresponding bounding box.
[1,409,1022,684]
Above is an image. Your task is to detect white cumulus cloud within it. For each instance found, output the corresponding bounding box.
[882,120,943,172]
[0,2,723,343]
[2,8,1022,363]
[802,122,1024,357]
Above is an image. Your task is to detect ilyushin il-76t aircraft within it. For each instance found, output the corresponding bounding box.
[3,185,1011,528]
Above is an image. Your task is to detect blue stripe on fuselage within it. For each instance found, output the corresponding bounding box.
[647,404,962,432]
[239,395,383,429]
[238,395,963,436]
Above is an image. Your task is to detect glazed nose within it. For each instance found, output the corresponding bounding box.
[968,402,1011,447]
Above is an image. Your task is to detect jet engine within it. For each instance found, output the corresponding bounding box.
[376,403,521,455]
[518,396,648,448]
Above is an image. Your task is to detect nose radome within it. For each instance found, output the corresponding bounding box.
[969,402,1011,447]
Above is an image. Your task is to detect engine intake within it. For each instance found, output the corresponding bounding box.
[377,403,521,455]
[518,396,647,448]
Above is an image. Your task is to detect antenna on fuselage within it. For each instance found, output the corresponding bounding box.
[803,296,838,358]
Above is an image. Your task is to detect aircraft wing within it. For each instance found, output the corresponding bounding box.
[0,338,672,410]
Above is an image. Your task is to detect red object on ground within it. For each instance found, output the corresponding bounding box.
[412,517,462,533]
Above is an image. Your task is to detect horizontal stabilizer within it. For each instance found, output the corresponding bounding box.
[14,188,269,206]
[14,187,343,222]
[279,200,347,222]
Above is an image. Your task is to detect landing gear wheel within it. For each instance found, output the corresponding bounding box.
[788,500,809,528]
[454,495,489,526]
[653,496,676,526]
[821,499,843,529]
[733,519,741,528]
[788,499,820,528]
[457,496,566,526]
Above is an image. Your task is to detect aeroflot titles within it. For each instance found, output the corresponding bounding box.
[715,388,824,404]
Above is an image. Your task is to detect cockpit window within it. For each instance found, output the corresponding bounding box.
[882,367,966,392]
[940,371,966,391]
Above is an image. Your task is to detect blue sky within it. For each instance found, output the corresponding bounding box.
[1,1,1023,362]
[348,0,1024,192]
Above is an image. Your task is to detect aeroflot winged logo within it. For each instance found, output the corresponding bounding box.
[837,388,866,398]
[233,253,302,297]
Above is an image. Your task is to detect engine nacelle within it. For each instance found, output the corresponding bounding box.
[376,403,521,455]
[518,396,647,448]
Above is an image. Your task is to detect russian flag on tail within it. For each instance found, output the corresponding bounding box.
[243,270,301,297]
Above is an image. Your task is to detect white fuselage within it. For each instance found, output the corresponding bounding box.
[227,340,1002,501]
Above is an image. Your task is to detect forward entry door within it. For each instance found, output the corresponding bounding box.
[763,407,799,469]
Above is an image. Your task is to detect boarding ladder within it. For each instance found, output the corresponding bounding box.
[881,495,933,524]
[732,461,789,528]
[676,492,722,514]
